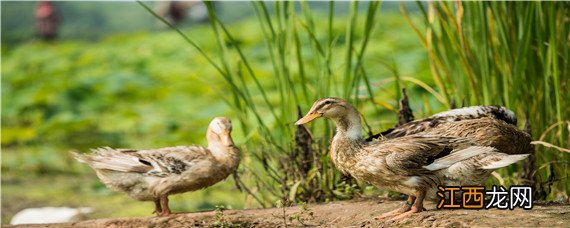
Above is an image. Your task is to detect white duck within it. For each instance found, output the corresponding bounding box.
[73,117,240,216]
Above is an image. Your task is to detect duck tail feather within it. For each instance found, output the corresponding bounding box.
[90,156,150,172]
[72,151,150,173]
[71,151,90,163]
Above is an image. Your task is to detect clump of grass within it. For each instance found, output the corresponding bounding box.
[288,201,313,226]
[402,1,570,199]
[274,199,290,228]
[213,205,234,228]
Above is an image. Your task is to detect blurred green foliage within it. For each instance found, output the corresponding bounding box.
[2,36,221,149]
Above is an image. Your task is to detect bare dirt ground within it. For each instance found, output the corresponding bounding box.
[7,197,570,227]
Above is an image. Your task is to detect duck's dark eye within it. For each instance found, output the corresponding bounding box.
[324,100,332,105]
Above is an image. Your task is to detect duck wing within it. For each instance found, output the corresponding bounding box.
[73,146,211,177]
[368,106,517,140]
[374,136,496,175]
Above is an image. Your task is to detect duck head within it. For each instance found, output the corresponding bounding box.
[296,98,362,139]
[295,98,357,124]
[207,117,234,146]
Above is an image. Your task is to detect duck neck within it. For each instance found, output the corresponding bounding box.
[329,109,364,173]
[331,110,363,142]
[207,133,241,169]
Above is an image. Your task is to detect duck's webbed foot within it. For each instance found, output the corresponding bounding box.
[389,191,426,221]
[152,199,162,215]
[389,204,424,220]
[375,195,415,220]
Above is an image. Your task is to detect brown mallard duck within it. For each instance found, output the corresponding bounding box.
[296,98,529,220]
[73,117,240,216]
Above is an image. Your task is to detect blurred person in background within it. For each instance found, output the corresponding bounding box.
[155,1,189,25]
[155,1,210,26]
[35,0,60,41]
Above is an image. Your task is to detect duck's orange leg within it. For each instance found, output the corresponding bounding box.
[375,195,415,220]
[159,196,172,216]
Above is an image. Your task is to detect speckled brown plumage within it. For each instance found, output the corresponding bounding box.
[296,98,530,220]
[73,117,240,216]
[368,105,533,191]
[370,105,521,140]
[420,117,532,155]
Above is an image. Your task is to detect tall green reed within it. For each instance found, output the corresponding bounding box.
[402,1,569,199]
[139,1,386,205]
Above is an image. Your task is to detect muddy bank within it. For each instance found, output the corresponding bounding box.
[7,198,570,227]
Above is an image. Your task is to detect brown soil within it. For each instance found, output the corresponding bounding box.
[6,197,570,227]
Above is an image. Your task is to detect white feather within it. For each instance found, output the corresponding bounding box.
[433,106,486,118]
[433,106,516,123]
[423,146,496,171]
[482,154,529,170]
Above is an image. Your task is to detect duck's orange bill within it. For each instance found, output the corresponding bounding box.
[295,112,322,125]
